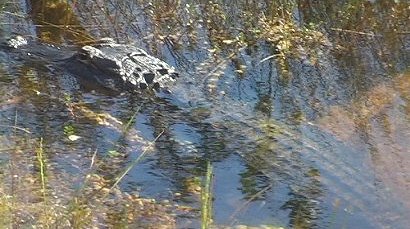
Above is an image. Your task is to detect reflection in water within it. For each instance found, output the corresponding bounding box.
[319,73,410,210]
[28,0,92,43]
[0,0,409,228]
[281,168,322,229]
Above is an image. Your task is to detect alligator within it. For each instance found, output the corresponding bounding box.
[1,36,179,91]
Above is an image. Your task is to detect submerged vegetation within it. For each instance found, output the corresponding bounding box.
[0,106,180,228]
[0,0,409,228]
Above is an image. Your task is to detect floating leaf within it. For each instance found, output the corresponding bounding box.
[222,39,235,44]
[68,135,81,141]
[108,150,121,157]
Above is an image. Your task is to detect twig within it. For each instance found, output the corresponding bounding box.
[228,184,273,226]
[330,28,382,37]
[0,125,31,134]
[123,106,141,132]
[260,54,280,63]
[109,129,165,190]
[0,148,14,152]
[2,11,27,18]
[89,148,98,170]
[201,51,237,84]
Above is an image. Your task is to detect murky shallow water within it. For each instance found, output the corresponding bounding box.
[0,0,409,228]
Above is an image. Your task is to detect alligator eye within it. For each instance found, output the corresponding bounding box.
[170,72,179,79]
[77,52,89,61]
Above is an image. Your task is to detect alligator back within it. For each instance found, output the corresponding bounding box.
[73,38,179,90]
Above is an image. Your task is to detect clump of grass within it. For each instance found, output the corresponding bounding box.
[0,187,12,228]
[35,137,56,227]
[257,14,326,76]
[0,106,181,228]
[66,196,92,228]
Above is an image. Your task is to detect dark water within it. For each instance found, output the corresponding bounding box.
[0,0,409,228]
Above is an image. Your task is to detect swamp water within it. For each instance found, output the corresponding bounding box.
[0,1,409,228]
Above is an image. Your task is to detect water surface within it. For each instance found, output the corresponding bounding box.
[0,0,409,228]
